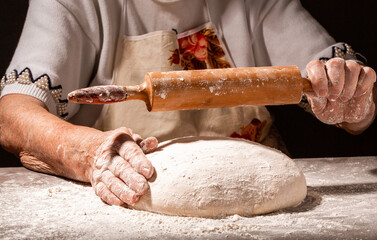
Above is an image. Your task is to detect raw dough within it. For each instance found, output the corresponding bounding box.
[131,136,307,217]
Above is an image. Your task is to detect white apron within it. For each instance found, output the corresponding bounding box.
[94,0,274,144]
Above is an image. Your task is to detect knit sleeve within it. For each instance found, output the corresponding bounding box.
[0,0,98,119]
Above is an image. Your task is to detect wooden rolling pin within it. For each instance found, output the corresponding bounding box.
[68,66,312,111]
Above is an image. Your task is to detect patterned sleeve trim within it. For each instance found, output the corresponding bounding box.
[0,68,68,119]
[319,43,366,64]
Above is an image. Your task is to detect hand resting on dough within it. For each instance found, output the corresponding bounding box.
[92,127,158,206]
[305,58,376,134]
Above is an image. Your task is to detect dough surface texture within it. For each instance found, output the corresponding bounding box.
[131,136,307,217]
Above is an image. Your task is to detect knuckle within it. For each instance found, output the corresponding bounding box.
[114,160,131,177]
[316,76,327,83]
[95,182,107,196]
[92,170,102,182]
[106,178,117,190]
[306,60,323,73]
[116,127,133,136]
[123,146,142,161]
[133,133,142,139]
[307,59,322,67]
[345,60,361,72]
[363,67,377,82]
[132,133,143,143]
[94,152,111,169]
[340,93,352,102]
[327,57,344,68]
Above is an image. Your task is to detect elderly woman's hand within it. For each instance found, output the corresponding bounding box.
[305,58,376,134]
[91,127,158,206]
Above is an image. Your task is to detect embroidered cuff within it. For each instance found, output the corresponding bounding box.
[319,43,366,64]
[0,68,68,119]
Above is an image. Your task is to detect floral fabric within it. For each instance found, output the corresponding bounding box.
[169,24,232,70]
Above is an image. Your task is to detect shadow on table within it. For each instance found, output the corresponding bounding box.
[0,146,21,167]
[369,168,377,177]
[279,182,377,214]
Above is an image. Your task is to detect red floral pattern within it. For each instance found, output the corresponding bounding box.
[179,32,208,61]
[230,119,267,142]
[169,27,231,70]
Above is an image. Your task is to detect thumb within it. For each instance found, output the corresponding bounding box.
[139,137,159,154]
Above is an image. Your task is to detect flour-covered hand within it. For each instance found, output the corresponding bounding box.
[91,127,158,206]
[305,58,376,134]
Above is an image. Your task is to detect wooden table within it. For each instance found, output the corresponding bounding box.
[1,156,376,239]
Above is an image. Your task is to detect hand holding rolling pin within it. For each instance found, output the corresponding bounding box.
[91,127,158,206]
[305,58,376,134]
[68,63,376,136]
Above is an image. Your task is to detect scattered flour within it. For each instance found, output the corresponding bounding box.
[1,156,377,239]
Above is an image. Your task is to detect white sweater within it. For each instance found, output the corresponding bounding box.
[0,0,358,125]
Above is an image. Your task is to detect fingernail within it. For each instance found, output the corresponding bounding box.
[140,137,158,154]
[140,143,150,153]
[129,195,140,206]
[141,167,152,178]
[328,95,337,101]
[137,181,149,194]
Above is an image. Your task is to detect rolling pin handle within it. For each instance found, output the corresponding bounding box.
[67,85,127,104]
[302,78,313,93]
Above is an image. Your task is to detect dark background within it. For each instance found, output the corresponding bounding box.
[0,1,376,167]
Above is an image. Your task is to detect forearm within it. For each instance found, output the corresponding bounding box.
[0,94,104,182]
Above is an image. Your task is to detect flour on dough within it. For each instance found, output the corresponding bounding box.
[131,136,307,218]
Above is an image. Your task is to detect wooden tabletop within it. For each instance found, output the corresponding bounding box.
[1,156,376,239]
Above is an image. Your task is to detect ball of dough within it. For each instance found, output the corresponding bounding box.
[131,137,307,218]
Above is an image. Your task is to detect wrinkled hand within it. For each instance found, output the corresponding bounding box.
[306,58,376,133]
[91,127,158,206]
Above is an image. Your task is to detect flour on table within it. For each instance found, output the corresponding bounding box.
[131,136,307,217]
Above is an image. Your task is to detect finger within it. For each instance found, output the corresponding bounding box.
[131,133,158,154]
[106,128,155,179]
[131,133,143,145]
[340,60,361,102]
[139,137,159,154]
[98,128,133,154]
[306,60,328,97]
[325,58,345,100]
[107,155,149,195]
[115,134,155,179]
[354,67,377,98]
[101,170,140,205]
[94,182,124,206]
[305,93,327,115]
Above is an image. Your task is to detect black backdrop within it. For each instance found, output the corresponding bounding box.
[0,1,376,167]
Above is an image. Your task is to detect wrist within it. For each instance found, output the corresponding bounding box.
[71,126,106,182]
[338,104,376,134]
